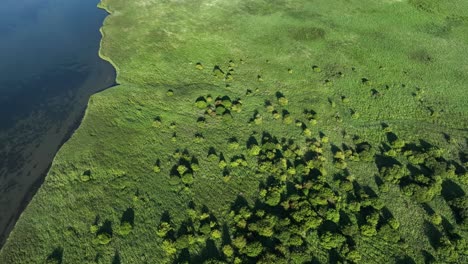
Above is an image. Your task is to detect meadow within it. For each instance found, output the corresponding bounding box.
[1,0,467,263]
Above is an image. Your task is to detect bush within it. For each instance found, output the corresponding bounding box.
[242,241,263,257]
[223,245,234,258]
[181,173,194,185]
[380,165,407,184]
[118,222,132,236]
[211,229,222,239]
[233,236,247,250]
[153,165,161,173]
[96,233,111,245]
[162,240,177,256]
[431,213,442,226]
[195,100,208,109]
[360,224,377,237]
[156,222,172,237]
[320,232,346,249]
[177,165,188,176]
[249,145,261,156]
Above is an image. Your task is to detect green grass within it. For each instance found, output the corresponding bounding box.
[1,0,467,263]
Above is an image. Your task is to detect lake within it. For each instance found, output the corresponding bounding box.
[0,0,115,247]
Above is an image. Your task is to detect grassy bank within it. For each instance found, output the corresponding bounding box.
[1,0,467,263]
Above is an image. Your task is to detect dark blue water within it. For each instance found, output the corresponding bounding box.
[0,0,115,246]
[0,0,114,128]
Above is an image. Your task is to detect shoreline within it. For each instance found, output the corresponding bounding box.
[0,1,118,250]
[97,2,121,84]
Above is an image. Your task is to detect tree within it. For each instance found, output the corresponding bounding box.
[96,233,111,245]
[118,222,132,236]
[278,97,288,106]
[233,236,247,250]
[157,222,172,237]
[380,165,407,184]
[181,173,194,185]
[319,232,346,249]
[223,245,234,258]
[177,165,188,176]
[360,224,377,237]
[242,241,263,257]
[162,240,177,256]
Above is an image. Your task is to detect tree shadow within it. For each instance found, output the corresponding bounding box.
[421,250,435,264]
[330,144,341,155]
[97,220,113,237]
[420,203,435,215]
[246,135,259,148]
[418,139,433,150]
[121,208,135,226]
[424,221,442,249]
[192,239,221,263]
[173,248,190,264]
[275,91,285,99]
[380,207,394,222]
[112,251,121,264]
[374,175,384,188]
[230,195,250,214]
[328,248,342,264]
[374,155,401,170]
[441,180,465,201]
[395,255,416,264]
[362,186,378,198]
[221,223,232,246]
[386,132,398,144]
[208,147,217,157]
[47,247,63,264]
[441,216,455,235]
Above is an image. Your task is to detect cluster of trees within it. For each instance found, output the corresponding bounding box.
[147,124,467,263]
[159,131,410,263]
[371,131,468,262]
[166,149,199,186]
[330,141,377,171]
[195,94,242,117]
[376,132,465,206]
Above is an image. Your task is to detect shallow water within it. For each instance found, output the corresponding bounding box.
[0,0,115,247]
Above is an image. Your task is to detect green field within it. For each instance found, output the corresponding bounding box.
[1,0,468,263]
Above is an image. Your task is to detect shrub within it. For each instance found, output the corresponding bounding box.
[380,165,407,184]
[233,236,247,249]
[153,165,161,173]
[278,97,288,106]
[242,241,263,257]
[156,222,172,237]
[431,213,442,226]
[215,105,226,115]
[177,165,188,176]
[223,245,234,258]
[181,173,194,185]
[195,62,204,70]
[118,222,132,236]
[283,115,293,124]
[96,233,111,245]
[211,229,222,239]
[388,217,400,230]
[162,240,177,256]
[346,250,362,262]
[360,224,377,237]
[319,232,346,249]
[90,225,98,234]
[249,145,261,156]
[195,100,208,109]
